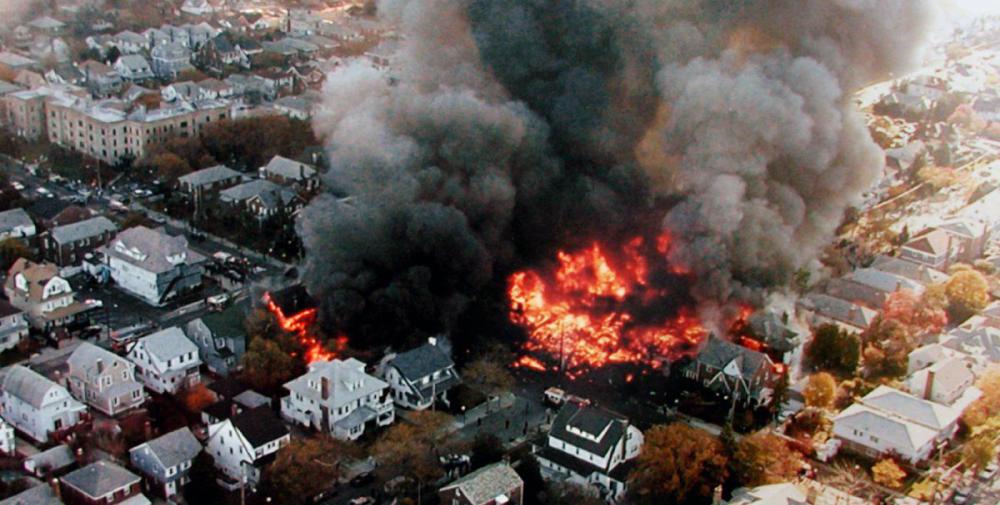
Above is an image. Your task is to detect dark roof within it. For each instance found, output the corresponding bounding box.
[688,334,772,380]
[549,403,626,463]
[269,285,315,315]
[230,406,288,448]
[0,299,23,318]
[200,300,249,337]
[204,399,235,421]
[388,342,454,381]
[25,198,71,221]
[208,376,247,399]
[211,33,236,53]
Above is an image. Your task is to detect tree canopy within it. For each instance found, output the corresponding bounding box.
[805,324,861,375]
[627,423,728,505]
[803,373,837,409]
[729,431,803,488]
[945,269,990,322]
[263,436,362,504]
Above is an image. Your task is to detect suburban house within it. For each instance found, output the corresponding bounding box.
[218,179,303,219]
[205,406,290,490]
[67,342,145,417]
[726,480,868,505]
[901,228,957,270]
[111,30,149,54]
[870,255,948,286]
[832,385,964,463]
[198,33,249,73]
[0,208,36,240]
[904,357,980,406]
[260,155,319,193]
[0,300,28,353]
[177,165,244,200]
[281,358,396,440]
[79,60,122,97]
[100,226,207,306]
[113,55,153,82]
[23,443,75,477]
[197,78,235,100]
[379,339,461,410]
[129,427,202,499]
[150,43,192,80]
[4,258,94,329]
[43,215,118,267]
[439,462,524,505]
[0,364,87,443]
[184,302,247,377]
[181,0,216,17]
[534,402,643,503]
[680,334,782,407]
[825,268,924,309]
[59,460,148,505]
[127,326,202,394]
[797,293,878,333]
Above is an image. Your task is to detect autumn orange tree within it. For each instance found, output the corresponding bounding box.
[803,373,837,409]
[871,459,906,489]
[861,317,915,379]
[627,423,728,505]
[729,431,803,487]
[372,410,456,504]
[881,289,947,336]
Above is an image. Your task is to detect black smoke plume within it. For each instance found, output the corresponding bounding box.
[299,0,933,348]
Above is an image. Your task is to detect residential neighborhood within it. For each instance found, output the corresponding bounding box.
[0,2,996,505]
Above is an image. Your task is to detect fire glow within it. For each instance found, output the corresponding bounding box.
[263,292,337,364]
[508,233,707,377]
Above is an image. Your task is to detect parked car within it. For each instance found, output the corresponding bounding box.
[978,462,998,481]
[351,472,375,487]
[348,497,375,505]
[11,181,24,191]
[35,187,52,197]
[952,487,971,504]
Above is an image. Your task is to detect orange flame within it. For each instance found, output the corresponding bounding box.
[508,233,707,377]
[264,292,336,364]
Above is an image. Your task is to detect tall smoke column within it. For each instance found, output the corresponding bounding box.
[300,0,933,349]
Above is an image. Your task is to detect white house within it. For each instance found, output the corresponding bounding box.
[0,364,87,443]
[379,339,460,410]
[113,54,154,82]
[281,358,395,440]
[0,300,28,353]
[181,0,215,17]
[127,327,202,394]
[832,385,964,463]
[130,427,202,499]
[67,342,145,417]
[535,402,643,503]
[905,357,980,406]
[4,258,93,329]
[0,418,13,455]
[100,226,206,306]
[0,208,36,240]
[205,406,289,490]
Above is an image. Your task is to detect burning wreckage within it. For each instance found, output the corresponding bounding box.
[278,0,932,380]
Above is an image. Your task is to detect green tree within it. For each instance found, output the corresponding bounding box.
[803,372,837,409]
[805,324,860,374]
[462,358,515,396]
[627,423,728,505]
[240,337,297,395]
[0,238,32,272]
[263,436,362,504]
[469,433,504,470]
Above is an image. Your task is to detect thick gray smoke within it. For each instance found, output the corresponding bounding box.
[300,0,933,347]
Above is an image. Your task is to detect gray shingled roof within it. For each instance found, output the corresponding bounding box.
[690,334,771,380]
[440,462,522,505]
[50,216,117,245]
[132,427,201,470]
[137,326,198,363]
[388,343,454,382]
[25,444,75,472]
[104,226,206,274]
[0,208,34,234]
[61,461,141,498]
[0,483,62,505]
[263,155,316,180]
[219,179,297,209]
[0,365,58,409]
[177,165,242,188]
[67,342,130,378]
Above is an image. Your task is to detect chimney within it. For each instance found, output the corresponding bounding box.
[49,478,60,500]
[924,369,935,401]
[321,376,330,400]
[711,485,723,505]
[230,401,239,418]
[96,359,104,374]
[428,336,437,347]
